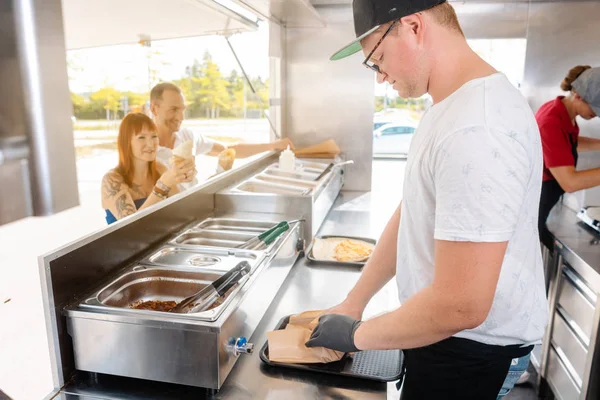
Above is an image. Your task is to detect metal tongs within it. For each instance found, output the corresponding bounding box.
[314,160,354,181]
[237,219,304,250]
[171,261,251,314]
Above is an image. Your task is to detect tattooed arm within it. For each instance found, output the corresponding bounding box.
[101,170,165,221]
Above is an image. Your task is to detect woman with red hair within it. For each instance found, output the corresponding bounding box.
[101,113,196,224]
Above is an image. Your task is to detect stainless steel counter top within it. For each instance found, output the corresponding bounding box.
[56,191,400,399]
[546,204,600,289]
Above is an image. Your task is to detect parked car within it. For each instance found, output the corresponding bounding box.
[372,120,418,155]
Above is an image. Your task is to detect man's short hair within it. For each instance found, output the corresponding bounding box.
[150,82,182,103]
[425,2,464,36]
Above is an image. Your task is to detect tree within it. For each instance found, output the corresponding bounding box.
[70,92,86,116]
[196,52,230,118]
[90,87,121,119]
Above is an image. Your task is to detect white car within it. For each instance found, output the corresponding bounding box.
[372,121,418,155]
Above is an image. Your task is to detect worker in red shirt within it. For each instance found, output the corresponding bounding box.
[538,65,600,250]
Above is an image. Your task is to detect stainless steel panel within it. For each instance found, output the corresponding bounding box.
[0,158,33,224]
[67,317,220,388]
[558,268,597,342]
[455,3,529,39]
[284,6,373,191]
[232,0,325,27]
[13,0,79,216]
[547,347,581,400]
[552,312,588,383]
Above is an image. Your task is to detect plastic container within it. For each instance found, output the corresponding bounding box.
[279,145,296,172]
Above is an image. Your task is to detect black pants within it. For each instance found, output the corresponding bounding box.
[399,337,533,400]
[539,179,565,251]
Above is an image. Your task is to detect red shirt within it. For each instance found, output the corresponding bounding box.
[536,97,579,182]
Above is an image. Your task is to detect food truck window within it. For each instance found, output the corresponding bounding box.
[373,38,526,157]
[68,22,270,205]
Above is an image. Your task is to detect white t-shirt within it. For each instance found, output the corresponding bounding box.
[396,73,548,346]
[156,127,215,190]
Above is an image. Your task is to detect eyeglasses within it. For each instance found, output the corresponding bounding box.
[363,20,399,74]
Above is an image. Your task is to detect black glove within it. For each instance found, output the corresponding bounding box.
[305,314,362,353]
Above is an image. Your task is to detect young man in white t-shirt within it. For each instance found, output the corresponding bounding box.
[150,82,294,189]
[304,1,548,398]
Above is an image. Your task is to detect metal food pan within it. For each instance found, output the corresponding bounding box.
[255,174,317,189]
[187,229,256,242]
[306,235,377,267]
[264,168,319,181]
[172,233,244,248]
[142,246,261,273]
[192,218,276,232]
[236,180,308,196]
[79,267,243,321]
[98,268,219,308]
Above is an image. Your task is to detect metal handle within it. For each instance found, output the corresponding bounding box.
[230,337,254,356]
[262,224,290,245]
[562,266,597,304]
[332,160,354,168]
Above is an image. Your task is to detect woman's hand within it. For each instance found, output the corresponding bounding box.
[160,158,197,188]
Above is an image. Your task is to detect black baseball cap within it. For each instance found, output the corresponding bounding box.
[330,0,447,61]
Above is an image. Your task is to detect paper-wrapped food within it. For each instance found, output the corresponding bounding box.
[218,148,236,172]
[266,310,344,364]
[171,140,194,161]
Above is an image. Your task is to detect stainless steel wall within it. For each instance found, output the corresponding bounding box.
[0,0,79,225]
[521,2,600,210]
[284,5,374,191]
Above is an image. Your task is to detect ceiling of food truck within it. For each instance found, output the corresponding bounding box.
[62,0,259,50]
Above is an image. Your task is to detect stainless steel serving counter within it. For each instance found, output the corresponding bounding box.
[540,204,600,400]
[547,205,600,283]
[50,191,400,399]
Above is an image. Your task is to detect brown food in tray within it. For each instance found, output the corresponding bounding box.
[131,300,177,312]
[130,296,226,313]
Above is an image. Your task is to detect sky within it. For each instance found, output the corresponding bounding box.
[67,22,269,94]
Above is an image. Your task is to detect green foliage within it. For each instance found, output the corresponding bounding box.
[70,51,270,120]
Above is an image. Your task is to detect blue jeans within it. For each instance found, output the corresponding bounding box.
[497,354,530,399]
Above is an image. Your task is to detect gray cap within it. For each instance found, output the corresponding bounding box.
[572,67,600,116]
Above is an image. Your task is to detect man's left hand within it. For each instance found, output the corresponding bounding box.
[271,138,295,151]
[305,314,362,353]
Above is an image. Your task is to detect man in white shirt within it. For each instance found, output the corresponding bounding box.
[150,82,293,188]
[304,1,548,398]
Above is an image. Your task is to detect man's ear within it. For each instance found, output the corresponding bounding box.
[150,101,158,117]
[400,13,425,44]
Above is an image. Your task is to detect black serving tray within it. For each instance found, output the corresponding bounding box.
[259,316,403,382]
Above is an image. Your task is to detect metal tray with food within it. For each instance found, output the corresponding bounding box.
[306,235,377,267]
[259,316,403,382]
